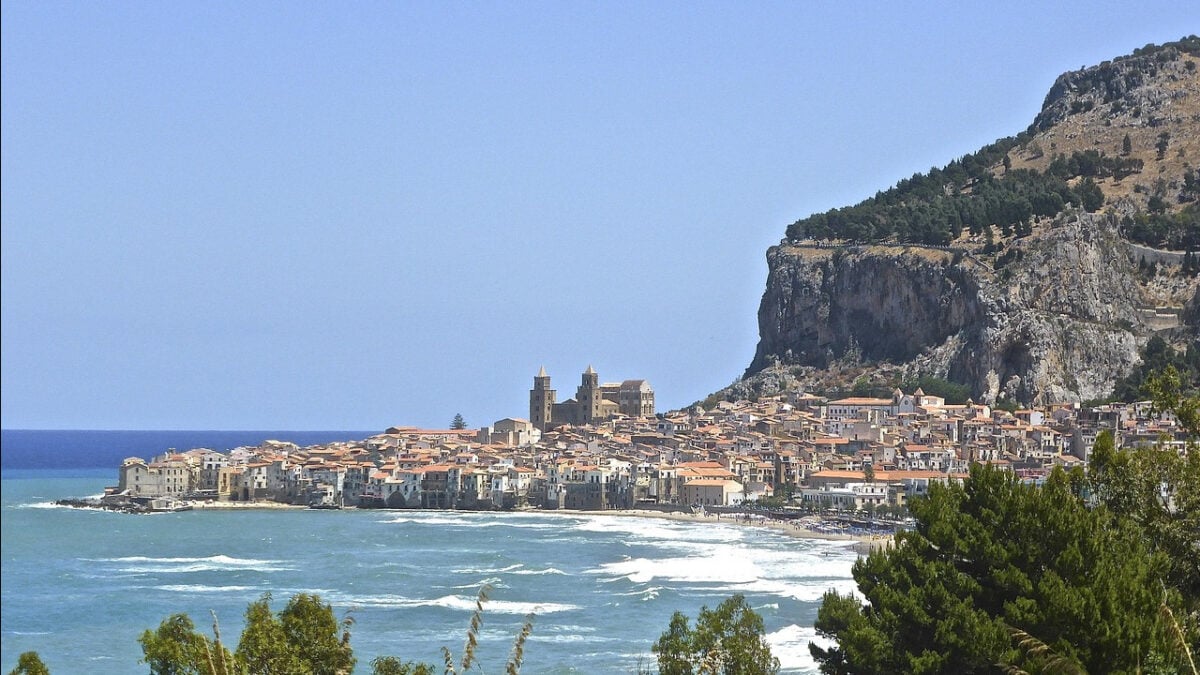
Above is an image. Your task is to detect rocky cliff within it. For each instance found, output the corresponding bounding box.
[737,39,1200,405]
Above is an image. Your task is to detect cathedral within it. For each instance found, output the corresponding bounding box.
[529,366,654,431]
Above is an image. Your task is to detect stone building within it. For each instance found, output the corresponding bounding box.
[529,366,655,431]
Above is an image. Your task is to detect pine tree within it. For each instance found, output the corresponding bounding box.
[450,413,466,430]
[811,463,1190,673]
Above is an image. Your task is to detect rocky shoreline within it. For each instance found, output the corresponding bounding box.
[54,497,192,514]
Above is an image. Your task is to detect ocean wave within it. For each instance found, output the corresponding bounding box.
[510,567,566,575]
[382,514,477,526]
[755,553,862,580]
[725,577,860,603]
[588,553,761,585]
[102,554,278,566]
[450,563,523,574]
[571,516,745,545]
[766,623,831,672]
[327,592,579,615]
[95,554,293,574]
[613,585,664,601]
[154,584,260,593]
[448,577,506,589]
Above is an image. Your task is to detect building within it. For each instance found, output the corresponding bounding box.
[529,366,655,430]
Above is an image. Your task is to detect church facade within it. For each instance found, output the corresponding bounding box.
[529,366,654,431]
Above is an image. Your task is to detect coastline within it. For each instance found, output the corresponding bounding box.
[74,497,893,553]
[182,500,894,552]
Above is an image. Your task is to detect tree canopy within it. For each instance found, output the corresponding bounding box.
[6,653,49,675]
[138,593,354,675]
[652,594,780,675]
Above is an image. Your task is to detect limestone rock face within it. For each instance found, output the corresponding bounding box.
[745,212,1196,405]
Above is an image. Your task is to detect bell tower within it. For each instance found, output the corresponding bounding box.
[577,365,602,425]
[530,366,555,431]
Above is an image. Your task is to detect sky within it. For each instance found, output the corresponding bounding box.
[2,2,1196,431]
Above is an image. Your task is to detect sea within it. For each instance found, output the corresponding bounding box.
[0,430,858,674]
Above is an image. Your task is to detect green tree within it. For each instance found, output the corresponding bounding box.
[1157,132,1171,160]
[450,413,466,430]
[862,463,875,484]
[811,463,1189,674]
[1078,177,1105,211]
[236,594,306,674]
[1123,133,1133,155]
[7,652,49,675]
[652,595,780,674]
[139,613,231,675]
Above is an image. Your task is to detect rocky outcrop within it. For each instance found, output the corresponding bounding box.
[735,39,1200,406]
[745,212,1197,405]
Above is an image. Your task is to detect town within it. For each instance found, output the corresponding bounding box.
[106,366,1193,515]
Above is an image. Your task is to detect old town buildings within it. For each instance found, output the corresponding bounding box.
[110,387,1192,512]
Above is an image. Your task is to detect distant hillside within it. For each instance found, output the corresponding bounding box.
[785,36,1199,251]
[725,37,1200,408]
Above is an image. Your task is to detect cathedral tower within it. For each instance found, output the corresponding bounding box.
[529,366,556,431]
[576,365,602,425]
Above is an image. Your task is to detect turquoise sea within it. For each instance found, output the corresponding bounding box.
[0,432,858,673]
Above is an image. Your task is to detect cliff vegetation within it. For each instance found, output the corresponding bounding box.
[737,37,1200,407]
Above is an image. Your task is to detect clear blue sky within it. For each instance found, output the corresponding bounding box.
[2,2,1194,430]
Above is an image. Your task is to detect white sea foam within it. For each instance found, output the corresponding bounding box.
[104,554,276,566]
[98,554,292,573]
[613,585,664,601]
[383,514,477,526]
[766,623,831,672]
[154,584,259,593]
[327,592,578,615]
[510,567,566,575]
[450,563,524,574]
[589,552,762,585]
[754,550,862,580]
[572,515,744,545]
[725,577,860,602]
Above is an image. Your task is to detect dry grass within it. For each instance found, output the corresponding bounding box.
[437,583,536,675]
